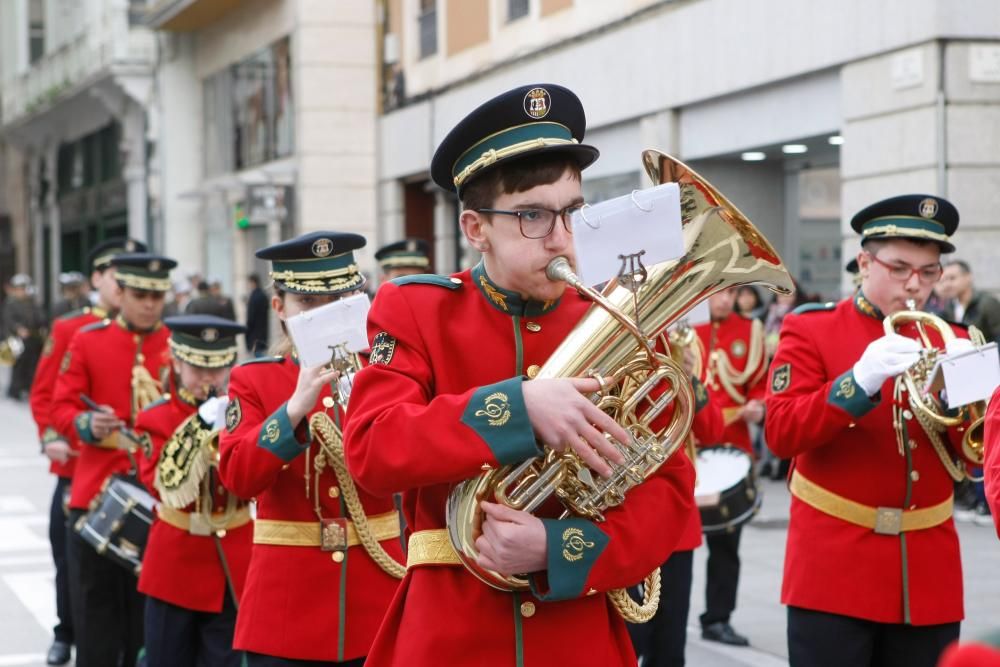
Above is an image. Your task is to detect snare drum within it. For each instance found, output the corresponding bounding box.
[75,474,156,575]
[694,446,761,534]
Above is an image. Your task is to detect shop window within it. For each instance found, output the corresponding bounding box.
[203,36,294,175]
[419,0,437,59]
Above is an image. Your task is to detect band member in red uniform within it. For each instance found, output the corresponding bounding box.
[691,289,766,646]
[51,253,175,667]
[765,195,977,667]
[29,237,144,666]
[986,385,1000,533]
[136,315,252,667]
[628,339,724,667]
[218,231,404,667]
[344,83,695,667]
[374,238,431,285]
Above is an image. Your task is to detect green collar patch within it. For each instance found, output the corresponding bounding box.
[853,292,884,320]
[791,301,836,316]
[391,274,462,289]
[238,355,284,366]
[471,262,559,317]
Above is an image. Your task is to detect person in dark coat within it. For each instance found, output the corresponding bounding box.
[4,274,46,400]
[245,274,269,357]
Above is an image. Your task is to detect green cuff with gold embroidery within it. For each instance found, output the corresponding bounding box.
[530,518,608,601]
[256,402,311,462]
[827,370,879,418]
[74,412,99,444]
[461,377,539,465]
[41,427,64,445]
[691,377,710,413]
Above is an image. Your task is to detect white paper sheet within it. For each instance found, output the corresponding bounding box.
[570,182,684,287]
[285,293,371,368]
[923,342,1000,408]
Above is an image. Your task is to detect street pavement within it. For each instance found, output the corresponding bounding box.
[0,383,998,666]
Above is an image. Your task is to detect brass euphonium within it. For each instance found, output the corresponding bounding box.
[884,300,986,476]
[446,152,794,608]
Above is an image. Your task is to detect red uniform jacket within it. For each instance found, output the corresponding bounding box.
[344,265,696,667]
[51,317,170,510]
[677,343,725,551]
[29,307,106,478]
[695,313,766,453]
[218,356,403,662]
[135,392,252,613]
[765,294,972,625]
[984,385,1000,536]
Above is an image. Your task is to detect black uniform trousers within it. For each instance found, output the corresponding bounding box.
[66,508,145,667]
[627,549,694,667]
[788,606,959,667]
[48,476,74,645]
[700,525,742,626]
[144,593,242,667]
[246,653,364,667]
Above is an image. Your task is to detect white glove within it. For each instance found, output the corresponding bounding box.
[945,338,975,356]
[852,333,922,397]
[198,396,228,428]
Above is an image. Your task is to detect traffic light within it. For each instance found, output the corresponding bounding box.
[235,204,250,230]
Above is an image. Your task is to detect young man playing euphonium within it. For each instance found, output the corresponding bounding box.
[344,83,696,666]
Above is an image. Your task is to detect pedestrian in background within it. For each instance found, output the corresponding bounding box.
[245,273,269,357]
[4,274,45,400]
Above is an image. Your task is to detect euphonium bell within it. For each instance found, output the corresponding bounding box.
[445,152,794,593]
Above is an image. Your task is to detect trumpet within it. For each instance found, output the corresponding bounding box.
[884,299,985,478]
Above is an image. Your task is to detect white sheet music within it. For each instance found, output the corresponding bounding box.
[285,293,371,368]
[570,182,684,287]
[923,342,1000,408]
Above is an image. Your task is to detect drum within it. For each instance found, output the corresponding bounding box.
[75,474,156,575]
[694,446,762,534]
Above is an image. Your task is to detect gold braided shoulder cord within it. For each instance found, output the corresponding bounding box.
[710,320,765,406]
[607,567,661,623]
[308,411,406,579]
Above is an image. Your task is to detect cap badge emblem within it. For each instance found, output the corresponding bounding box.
[919,198,939,219]
[312,238,334,257]
[523,88,551,120]
[149,260,161,272]
[201,328,219,342]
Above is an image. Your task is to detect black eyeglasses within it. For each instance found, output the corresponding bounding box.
[476,204,585,239]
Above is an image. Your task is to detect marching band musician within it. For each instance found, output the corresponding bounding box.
[343,83,696,666]
[692,288,767,647]
[135,315,252,667]
[765,195,977,667]
[28,237,145,666]
[217,231,404,667]
[628,338,724,667]
[51,252,175,667]
[374,238,432,284]
[986,384,1000,532]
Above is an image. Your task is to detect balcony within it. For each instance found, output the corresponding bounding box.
[0,2,156,127]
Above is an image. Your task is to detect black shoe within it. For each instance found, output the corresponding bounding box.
[701,622,750,647]
[46,640,71,665]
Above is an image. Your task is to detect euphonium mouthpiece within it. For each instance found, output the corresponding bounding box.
[546,256,574,282]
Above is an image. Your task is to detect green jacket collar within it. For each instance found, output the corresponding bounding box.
[115,314,163,335]
[471,262,559,318]
[853,291,884,321]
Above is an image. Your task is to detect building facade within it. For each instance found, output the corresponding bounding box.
[377,0,1000,299]
[0,0,156,306]
[145,0,379,305]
